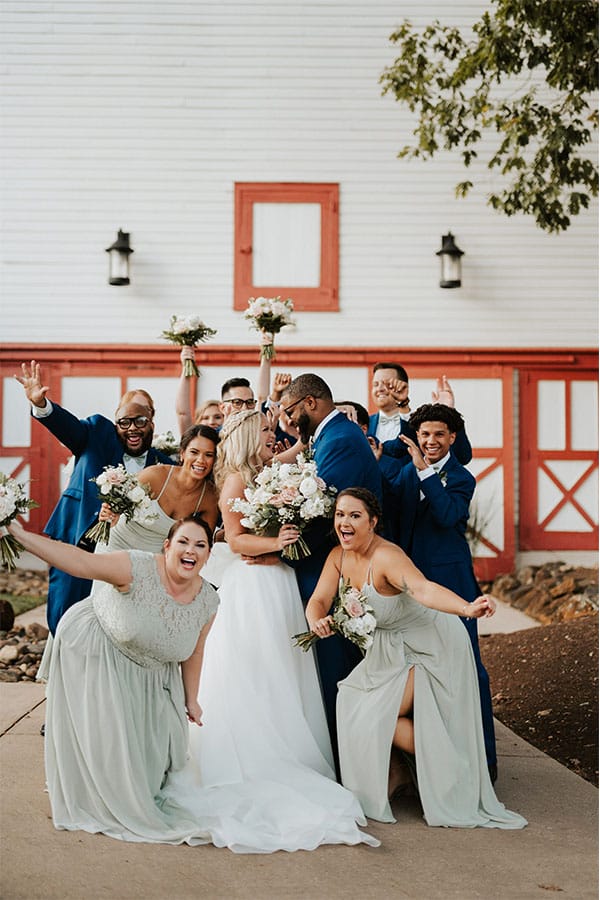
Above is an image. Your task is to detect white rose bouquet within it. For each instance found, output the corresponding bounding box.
[293,578,377,654]
[229,455,336,560]
[161,314,218,376]
[0,474,39,570]
[245,296,295,361]
[84,465,157,546]
[152,430,180,461]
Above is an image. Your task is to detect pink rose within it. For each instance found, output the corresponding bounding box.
[280,487,299,503]
[344,598,364,618]
[270,493,285,508]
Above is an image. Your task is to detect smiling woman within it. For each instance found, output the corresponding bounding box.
[97,424,220,555]
[6,516,221,844]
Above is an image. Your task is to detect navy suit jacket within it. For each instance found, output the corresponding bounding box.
[33,402,173,632]
[390,453,479,602]
[294,412,383,604]
[368,412,472,465]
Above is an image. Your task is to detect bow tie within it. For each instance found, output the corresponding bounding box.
[122,452,146,469]
[379,413,401,426]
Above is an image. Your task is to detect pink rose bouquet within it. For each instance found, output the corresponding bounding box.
[84,465,157,546]
[244,296,295,361]
[293,578,377,654]
[229,455,336,560]
[161,314,217,376]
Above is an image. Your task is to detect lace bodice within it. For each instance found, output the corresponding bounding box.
[92,550,219,668]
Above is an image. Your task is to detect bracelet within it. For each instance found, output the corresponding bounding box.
[462,604,470,618]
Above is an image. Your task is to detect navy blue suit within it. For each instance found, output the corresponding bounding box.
[293,412,383,754]
[386,453,497,767]
[34,403,173,634]
[370,412,472,543]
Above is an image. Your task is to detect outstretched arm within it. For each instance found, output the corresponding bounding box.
[380,544,495,619]
[7,520,132,589]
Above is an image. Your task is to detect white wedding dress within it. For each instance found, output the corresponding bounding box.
[163,543,379,853]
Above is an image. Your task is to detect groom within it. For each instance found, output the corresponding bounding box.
[281,374,383,757]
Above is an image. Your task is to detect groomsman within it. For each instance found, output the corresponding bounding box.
[369,363,472,464]
[385,402,497,781]
[280,374,383,757]
[15,360,174,634]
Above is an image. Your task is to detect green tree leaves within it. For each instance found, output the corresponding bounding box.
[380,0,598,232]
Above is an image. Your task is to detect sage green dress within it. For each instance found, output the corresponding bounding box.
[45,550,220,843]
[336,578,527,829]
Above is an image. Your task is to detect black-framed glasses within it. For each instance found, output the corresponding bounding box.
[283,395,308,417]
[115,416,151,430]
[225,397,257,410]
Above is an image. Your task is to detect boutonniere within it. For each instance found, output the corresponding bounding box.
[437,470,448,487]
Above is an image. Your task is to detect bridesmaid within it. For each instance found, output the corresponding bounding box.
[306,487,527,830]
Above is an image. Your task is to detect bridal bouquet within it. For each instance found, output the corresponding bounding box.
[152,430,180,461]
[0,474,39,570]
[293,579,377,654]
[84,465,157,545]
[245,296,295,361]
[161,314,218,376]
[229,455,336,560]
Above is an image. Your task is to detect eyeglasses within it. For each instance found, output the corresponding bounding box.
[115,416,151,430]
[282,395,308,417]
[224,398,257,410]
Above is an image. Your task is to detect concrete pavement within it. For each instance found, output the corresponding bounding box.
[1,603,596,900]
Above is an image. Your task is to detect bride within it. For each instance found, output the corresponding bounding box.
[164,409,378,852]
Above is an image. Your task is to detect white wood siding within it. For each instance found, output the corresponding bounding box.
[1,0,597,348]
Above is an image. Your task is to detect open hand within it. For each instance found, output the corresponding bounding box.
[432,375,455,407]
[15,360,49,408]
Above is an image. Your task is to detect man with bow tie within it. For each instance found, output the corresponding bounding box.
[15,360,174,634]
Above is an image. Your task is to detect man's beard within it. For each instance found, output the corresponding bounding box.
[296,412,314,446]
[118,430,154,456]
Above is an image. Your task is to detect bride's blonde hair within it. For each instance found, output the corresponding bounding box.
[214,409,264,491]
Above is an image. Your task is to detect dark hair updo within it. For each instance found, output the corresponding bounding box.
[336,487,383,533]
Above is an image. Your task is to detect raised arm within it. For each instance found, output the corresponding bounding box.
[8,520,132,589]
[175,348,195,435]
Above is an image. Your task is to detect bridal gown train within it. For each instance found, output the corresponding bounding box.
[163,543,379,853]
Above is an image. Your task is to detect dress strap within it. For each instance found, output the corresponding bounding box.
[156,465,175,502]
[366,561,374,586]
[193,480,207,513]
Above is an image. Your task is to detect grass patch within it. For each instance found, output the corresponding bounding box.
[0,592,46,617]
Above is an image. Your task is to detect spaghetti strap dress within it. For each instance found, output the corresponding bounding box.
[336,568,527,829]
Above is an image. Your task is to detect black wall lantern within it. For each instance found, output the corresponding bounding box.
[436,232,464,288]
[105,229,133,285]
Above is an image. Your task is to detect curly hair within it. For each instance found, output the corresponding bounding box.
[409,403,465,434]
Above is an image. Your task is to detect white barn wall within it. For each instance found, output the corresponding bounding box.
[1,0,597,348]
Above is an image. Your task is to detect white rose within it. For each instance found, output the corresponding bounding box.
[127,485,146,504]
[299,477,318,498]
[0,495,17,521]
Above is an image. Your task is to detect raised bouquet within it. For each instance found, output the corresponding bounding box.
[229,455,336,560]
[293,578,377,654]
[84,465,157,546]
[152,430,180,461]
[245,296,295,361]
[0,475,39,570]
[161,314,218,376]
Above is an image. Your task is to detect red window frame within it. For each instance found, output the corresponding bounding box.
[234,182,339,312]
